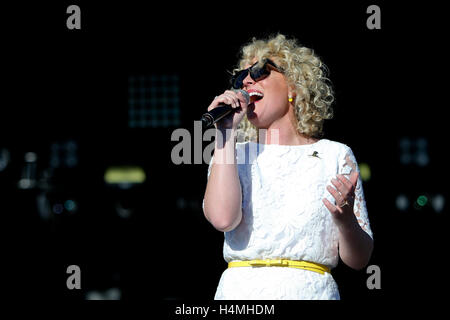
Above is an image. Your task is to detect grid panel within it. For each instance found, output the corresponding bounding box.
[128,75,180,128]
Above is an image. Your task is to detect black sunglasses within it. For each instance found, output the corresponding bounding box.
[230,59,283,89]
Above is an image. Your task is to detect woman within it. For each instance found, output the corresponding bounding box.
[202,34,373,300]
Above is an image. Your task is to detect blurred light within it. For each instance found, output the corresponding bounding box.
[415,137,429,166]
[416,195,428,207]
[416,152,429,167]
[85,288,121,300]
[50,140,78,168]
[399,138,412,165]
[117,182,133,190]
[18,179,32,189]
[400,153,412,165]
[53,203,64,214]
[104,166,146,184]
[50,157,60,168]
[0,148,10,171]
[176,197,201,210]
[399,137,411,149]
[66,156,78,167]
[176,197,187,210]
[64,200,77,212]
[416,137,428,148]
[66,140,77,151]
[399,137,430,166]
[164,296,182,300]
[115,202,133,219]
[395,194,409,211]
[359,162,371,181]
[18,152,38,189]
[37,192,51,220]
[128,75,180,128]
[431,194,445,213]
[25,152,37,163]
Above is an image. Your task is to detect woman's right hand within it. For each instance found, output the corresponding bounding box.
[207,90,249,130]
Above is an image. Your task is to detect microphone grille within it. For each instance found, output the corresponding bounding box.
[234,89,250,104]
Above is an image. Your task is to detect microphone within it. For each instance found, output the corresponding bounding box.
[201,89,250,128]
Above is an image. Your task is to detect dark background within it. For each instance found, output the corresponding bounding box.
[1,0,447,307]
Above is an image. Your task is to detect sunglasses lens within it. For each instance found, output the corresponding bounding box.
[231,70,248,89]
[250,64,271,82]
[230,60,279,88]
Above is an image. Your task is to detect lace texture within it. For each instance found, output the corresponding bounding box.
[204,139,372,300]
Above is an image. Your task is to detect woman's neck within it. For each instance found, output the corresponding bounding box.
[257,110,318,146]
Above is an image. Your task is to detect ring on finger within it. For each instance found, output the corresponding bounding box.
[339,200,350,208]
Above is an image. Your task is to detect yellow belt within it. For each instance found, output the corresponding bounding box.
[228,259,330,275]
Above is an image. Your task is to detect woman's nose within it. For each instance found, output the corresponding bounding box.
[242,73,254,88]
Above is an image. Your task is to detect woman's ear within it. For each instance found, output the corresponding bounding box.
[287,86,297,102]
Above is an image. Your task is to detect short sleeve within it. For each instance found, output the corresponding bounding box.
[202,155,214,211]
[339,146,373,239]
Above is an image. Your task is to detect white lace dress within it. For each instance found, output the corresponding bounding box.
[204,139,373,300]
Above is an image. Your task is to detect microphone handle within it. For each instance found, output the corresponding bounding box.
[201,105,235,128]
[201,89,249,128]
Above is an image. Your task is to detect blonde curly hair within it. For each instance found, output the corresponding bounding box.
[234,34,334,142]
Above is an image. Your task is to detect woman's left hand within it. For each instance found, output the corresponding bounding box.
[322,171,359,229]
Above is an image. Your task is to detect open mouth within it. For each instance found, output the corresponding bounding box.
[248,91,264,103]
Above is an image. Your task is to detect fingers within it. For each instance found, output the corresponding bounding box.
[326,184,345,206]
[222,90,241,108]
[213,94,237,108]
[335,174,354,194]
[223,92,241,108]
[324,172,359,218]
[322,198,342,215]
[208,90,241,111]
[224,90,245,107]
[327,173,357,210]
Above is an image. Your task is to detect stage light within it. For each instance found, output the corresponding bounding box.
[85,288,121,300]
[37,192,52,220]
[18,152,38,189]
[104,166,146,186]
[415,138,429,167]
[399,137,412,165]
[115,202,133,219]
[64,199,77,212]
[50,140,78,168]
[53,203,64,214]
[399,137,429,167]
[128,74,180,128]
[18,179,31,189]
[431,194,445,213]
[416,195,428,207]
[0,148,10,172]
[176,197,187,210]
[25,152,37,162]
[395,194,409,211]
[358,162,371,181]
